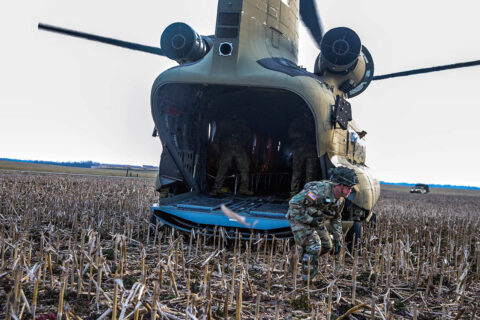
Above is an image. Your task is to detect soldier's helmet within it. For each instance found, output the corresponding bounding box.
[329,166,358,187]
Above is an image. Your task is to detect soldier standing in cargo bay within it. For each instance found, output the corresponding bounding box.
[286,167,358,281]
[289,112,318,197]
[211,112,254,196]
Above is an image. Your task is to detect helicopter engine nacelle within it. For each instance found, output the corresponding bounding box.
[160,22,212,64]
[315,27,374,98]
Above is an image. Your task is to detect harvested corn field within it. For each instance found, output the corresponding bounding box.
[0,172,479,319]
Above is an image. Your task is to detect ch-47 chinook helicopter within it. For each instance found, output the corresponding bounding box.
[39,0,480,241]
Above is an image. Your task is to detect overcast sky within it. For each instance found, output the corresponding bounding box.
[1,0,480,187]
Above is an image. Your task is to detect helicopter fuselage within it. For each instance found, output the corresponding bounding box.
[151,0,380,218]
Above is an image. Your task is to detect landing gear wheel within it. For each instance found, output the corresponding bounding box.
[346,221,362,252]
[368,212,377,229]
[150,214,158,227]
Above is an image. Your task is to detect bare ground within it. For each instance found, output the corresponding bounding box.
[0,172,479,319]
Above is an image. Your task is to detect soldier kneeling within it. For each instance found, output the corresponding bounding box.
[286,166,358,282]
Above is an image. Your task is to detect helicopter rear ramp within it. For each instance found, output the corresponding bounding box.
[151,193,292,239]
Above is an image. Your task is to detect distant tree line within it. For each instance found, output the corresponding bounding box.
[0,158,99,168]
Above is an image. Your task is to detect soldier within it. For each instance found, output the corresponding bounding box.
[286,166,358,281]
[211,112,254,196]
[289,111,318,197]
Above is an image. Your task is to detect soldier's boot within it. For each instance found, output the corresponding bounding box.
[238,172,253,195]
[331,240,341,255]
[239,188,254,196]
[211,184,228,196]
[210,181,223,195]
[239,183,254,195]
[301,254,318,283]
[209,189,220,196]
[211,165,229,195]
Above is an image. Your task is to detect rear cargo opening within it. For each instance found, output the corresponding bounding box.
[151,84,320,235]
[153,84,320,194]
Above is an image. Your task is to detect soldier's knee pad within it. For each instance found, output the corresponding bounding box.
[304,240,321,256]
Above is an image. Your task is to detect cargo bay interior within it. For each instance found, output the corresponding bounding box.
[153,83,322,199]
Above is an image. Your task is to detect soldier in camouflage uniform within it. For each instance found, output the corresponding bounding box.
[211,113,254,195]
[289,112,318,196]
[286,166,358,281]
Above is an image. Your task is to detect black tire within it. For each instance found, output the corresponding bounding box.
[368,212,377,229]
[150,214,157,226]
[346,221,362,252]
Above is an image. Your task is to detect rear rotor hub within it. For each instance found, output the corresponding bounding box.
[332,39,350,56]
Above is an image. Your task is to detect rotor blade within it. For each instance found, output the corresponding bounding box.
[299,0,324,48]
[373,59,480,80]
[38,23,165,56]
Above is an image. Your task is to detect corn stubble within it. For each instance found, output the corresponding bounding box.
[0,173,479,319]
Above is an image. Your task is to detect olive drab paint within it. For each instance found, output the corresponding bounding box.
[151,0,380,212]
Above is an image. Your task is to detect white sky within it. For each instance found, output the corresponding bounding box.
[1,0,479,187]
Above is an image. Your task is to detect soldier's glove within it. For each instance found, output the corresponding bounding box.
[309,216,323,228]
[331,240,341,255]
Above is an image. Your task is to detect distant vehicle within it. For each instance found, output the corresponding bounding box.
[410,184,429,194]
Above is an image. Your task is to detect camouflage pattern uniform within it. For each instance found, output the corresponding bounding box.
[286,181,345,281]
[289,114,317,196]
[212,116,252,194]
